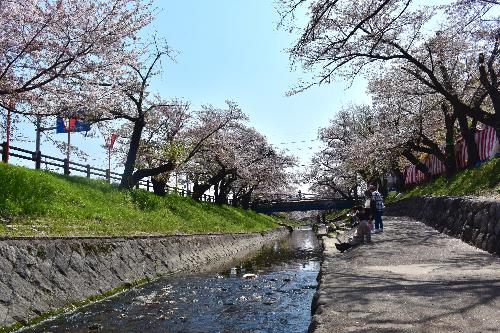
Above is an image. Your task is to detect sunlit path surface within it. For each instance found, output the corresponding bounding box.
[312,217,500,333]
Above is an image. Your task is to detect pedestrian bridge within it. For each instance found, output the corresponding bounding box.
[252,198,358,213]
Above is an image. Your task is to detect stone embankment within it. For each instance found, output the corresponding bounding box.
[0,228,289,330]
[385,196,500,255]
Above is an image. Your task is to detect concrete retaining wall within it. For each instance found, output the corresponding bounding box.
[385,196,500,255]
[0,228,289,329]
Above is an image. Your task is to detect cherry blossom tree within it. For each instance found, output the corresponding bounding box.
[115,93,246,189]
[95,45,178,188]
[186,124,296,206]
[187,125,270,204]
[229,146,296,208]
[278,0,499,166]
[368,68,460,177]
[307,105,376,198]
[0,0,153,115]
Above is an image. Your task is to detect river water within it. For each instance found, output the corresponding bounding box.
[24,228,321,333]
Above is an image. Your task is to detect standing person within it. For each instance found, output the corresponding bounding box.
[369,184,385,232]
[363,190,375,232]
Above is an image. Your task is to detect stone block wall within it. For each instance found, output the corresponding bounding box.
[385,196,500,255]
[0,228,289,329]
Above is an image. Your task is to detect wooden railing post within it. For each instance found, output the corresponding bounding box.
[181,189,185,197]
[86,165,91,178]
[1,142,8,163]
[34,151,41,169]
[63,158,70,175]
[135,182,139,189]
[106,169,111,183]
[203,194,206,201]
[146,179,150,192]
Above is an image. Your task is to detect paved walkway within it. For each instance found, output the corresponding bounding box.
[312,216,500,333]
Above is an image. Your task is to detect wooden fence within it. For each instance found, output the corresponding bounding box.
[0,142,216,202]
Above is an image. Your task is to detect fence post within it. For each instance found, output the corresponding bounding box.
[86,165,91,178]
[63,158,70,175]
[203,194,206,201]
[106,169,111,183]
[34,151,41,169]
[1,142,8,163]
[181,189,185,197]
[135,182,139,189]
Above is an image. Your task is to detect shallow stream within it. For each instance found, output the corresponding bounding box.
[24,228,321,333]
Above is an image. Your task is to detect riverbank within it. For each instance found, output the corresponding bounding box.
[23,227,321,333]
[0,228,289,332]
[310,216,500,332]
[0,163,297,237]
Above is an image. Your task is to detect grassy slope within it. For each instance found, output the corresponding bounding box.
[399,157,500,199]
[0,163,280,237]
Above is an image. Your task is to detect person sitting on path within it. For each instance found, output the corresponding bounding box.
[369,184,385,232]
[335,205,371,253]
[356,205,371,244]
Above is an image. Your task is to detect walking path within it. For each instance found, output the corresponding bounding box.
[311,216,500,333]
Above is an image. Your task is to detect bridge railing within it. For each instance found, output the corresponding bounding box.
[252,193,362,204]
[251,197,363,213]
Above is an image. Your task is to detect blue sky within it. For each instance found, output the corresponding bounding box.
[151,1,368,166]
[10,0,368,184]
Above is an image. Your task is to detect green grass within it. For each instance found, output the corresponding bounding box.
[0,163,283,237]
[400,157,500,199]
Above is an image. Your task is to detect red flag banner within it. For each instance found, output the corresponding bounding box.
[106,133,117,149]
[404,125,499,186]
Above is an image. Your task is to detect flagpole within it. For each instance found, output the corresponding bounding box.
[108,144,111,182]
[35,115,41,154]
[67,125,71,161]
[5,100,12,163]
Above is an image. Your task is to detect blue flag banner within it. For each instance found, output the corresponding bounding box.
[56,116,91,133]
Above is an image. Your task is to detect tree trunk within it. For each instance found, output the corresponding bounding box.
[215,182,229,205]
[120,117,145,188]
[442,104,457,177]
[391,168,405,192]
[240,188,254,210]
[215,171,238,204]
[376,178,388,198]
[456,108,479,167]
[214,182,225,204]
[479,52,500,140]
[231,196,240,207]
[402,149,431,179]
[130,160,176,188]
[151,177,166,196]
[192,182,211,201]
[191,169,229,201]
